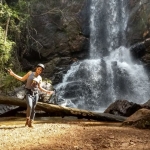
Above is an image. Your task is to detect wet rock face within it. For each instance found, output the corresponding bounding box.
[129,38,150,72]
[126,0,150,46]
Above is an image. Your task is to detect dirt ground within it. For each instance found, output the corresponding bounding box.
[0,117,150,150]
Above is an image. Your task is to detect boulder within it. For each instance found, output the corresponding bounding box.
[122,108,150,129]
[104,100,142,117]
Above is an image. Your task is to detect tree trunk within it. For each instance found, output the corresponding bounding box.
[4,17,10,43]
[0,95,126,122]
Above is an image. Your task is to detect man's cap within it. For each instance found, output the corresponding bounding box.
[36,63,45,70]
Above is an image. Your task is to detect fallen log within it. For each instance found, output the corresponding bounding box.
[0,95,126,122]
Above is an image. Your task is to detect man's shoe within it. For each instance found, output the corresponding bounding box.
[25,118,30,126]
[28,120,34,127]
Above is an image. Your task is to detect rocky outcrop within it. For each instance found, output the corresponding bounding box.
[18,0,91,84]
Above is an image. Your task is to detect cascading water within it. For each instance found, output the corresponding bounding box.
[55,0,150,111]
[90,0,127,58]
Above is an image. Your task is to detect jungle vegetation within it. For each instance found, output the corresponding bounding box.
[0,0,31,91]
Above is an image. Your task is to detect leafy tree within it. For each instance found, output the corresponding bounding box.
[0,0,30,91]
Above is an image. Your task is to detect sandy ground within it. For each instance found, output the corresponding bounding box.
[0,117,150,150]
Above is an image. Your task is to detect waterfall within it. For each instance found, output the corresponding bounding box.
[90,0,127,58]
[55,0,150,111]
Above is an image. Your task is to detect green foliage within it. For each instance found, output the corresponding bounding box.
[0,1,31,66]
[0,2,13,18]
[0,71,26,93]
[0,26,15,69]
[0,1,31,91]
